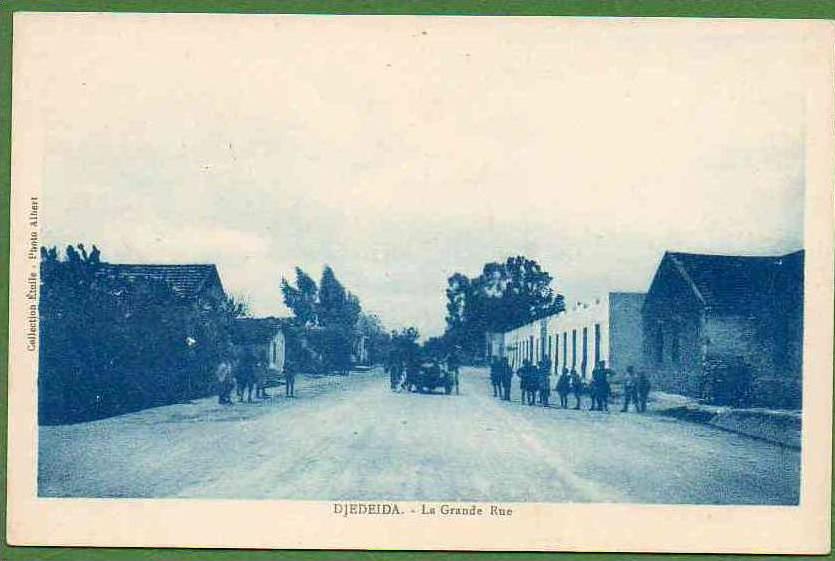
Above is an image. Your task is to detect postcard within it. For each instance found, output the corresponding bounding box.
[6,12,833,553]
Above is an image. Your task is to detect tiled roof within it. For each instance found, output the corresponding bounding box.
[666,250,803,311]
[232,318,283,344]
[97,264,222,298]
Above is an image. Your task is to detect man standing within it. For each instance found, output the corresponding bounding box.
[538,357,552,407]
[620,366,639,412]
[636,369,652,412]
[518,360,532,405]
[556,367,571,408]
[215,354,235,405]
[570,368,582,410]
[447,347,461,395]
[490,357,501,397]
[500,356,513,401]
[285,368,296,398]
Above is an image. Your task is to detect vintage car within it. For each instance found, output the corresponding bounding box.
[405,361,454,394]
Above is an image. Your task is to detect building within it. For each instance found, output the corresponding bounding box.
[232,317,286,378]
[496,292,645,378]
[97,263,227,308]
[641,250,804,408]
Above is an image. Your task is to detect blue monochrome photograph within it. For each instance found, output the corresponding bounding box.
[24,14,817,511]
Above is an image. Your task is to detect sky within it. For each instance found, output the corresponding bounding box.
[20,14,807,338]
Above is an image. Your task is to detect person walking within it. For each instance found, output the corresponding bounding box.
[636,369,652,412]
[570,368,582,410]
[620,366,639,412]
[556,367,571,408]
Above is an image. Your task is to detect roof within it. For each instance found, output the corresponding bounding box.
[659,250,803,311]
[97,264,223,299]
[232,318,283,345]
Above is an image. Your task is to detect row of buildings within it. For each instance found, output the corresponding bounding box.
[487,250,804,409]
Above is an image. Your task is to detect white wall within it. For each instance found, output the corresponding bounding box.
[501,296,612,378]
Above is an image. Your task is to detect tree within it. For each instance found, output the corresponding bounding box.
[443,256,565,358]
[280,265,379,373]
[280,267,318,327]
[39,244,242,423]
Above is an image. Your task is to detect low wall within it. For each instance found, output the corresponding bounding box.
[651,392,801,449]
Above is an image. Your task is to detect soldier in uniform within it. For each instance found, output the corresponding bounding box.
[556,367,571,408]
[570,368,582,410]
[636,369,652,412]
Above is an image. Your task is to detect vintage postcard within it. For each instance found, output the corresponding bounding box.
[6,12,833,553]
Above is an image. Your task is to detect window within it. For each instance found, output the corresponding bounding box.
[594,323,601,365]
[571,329,577,369]
[563,333,568,370]
[654,326,664,364]
[581,327,588,375]
[529,336,534,361]
[554,333,559,371]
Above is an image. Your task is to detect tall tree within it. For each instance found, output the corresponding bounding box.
[280,267,318,327]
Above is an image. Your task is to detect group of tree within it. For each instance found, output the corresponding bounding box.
[39,244,244,424]
[443,256,565,359]
[280,266,388,373]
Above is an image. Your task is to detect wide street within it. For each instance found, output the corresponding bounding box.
[39,367,800,504]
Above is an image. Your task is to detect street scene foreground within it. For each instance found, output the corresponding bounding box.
[39,367,800,504]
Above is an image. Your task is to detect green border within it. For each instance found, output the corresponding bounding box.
[0,1,832,560]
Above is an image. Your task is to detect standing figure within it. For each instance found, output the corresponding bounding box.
[215,354,235,405]
[590,361,606,411]
[255,358,269,399]
[538,357,552,407]
[447,347,461,395]
[235,348,257,403]
[599,361,612,412]
[490,357,501,397]
[285,369,296,398]
[525,362,537,406]
[517,360,531,405]
[636,369,652,412]
[500,356,513,401]
[621,366,639,412]
[556,368,571,408]
[570,368,583,410]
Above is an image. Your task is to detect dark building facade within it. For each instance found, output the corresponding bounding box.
[642,250,804,408]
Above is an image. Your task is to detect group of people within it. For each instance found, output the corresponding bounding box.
[489,356,652,412]
[215,346,295,404]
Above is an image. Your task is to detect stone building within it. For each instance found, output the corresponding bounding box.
[497,292,645,378]
[641,250,804,408]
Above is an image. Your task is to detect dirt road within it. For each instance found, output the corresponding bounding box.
[39,367,800,504]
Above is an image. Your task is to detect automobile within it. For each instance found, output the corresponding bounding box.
[405,361,454,394]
